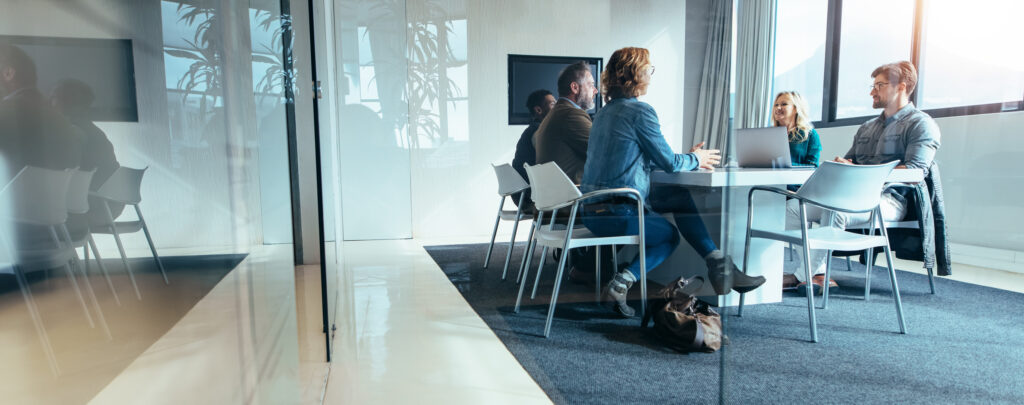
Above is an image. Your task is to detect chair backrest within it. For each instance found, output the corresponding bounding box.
[94,166,146,205]
[523,162,581,211]
[492,163,529,196]
[0,166,73,226]
[797,160,899,212]
[67,169,97,215]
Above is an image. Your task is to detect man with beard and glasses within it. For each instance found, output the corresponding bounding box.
[782,60,941,295]
[533,61,598,184]
[531,61,602,283]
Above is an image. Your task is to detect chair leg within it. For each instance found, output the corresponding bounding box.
[13,267,61,376]
[49,227,94,327]
[483,198,504,269]
[821,250,833,310]
[864,247,875,301]
[738,234,752,317]
[60,225,110,338]
[514,246,534,314]
[89,235,121,306]
[104,202,141,300]
[501,215,523,281]
[801,242,818,342]
[515,221,538,284]
[594,248,602,302]
[638,244,647,327]
[135,206,168,284]
[543,246,572,338]
[883,245,908,334]
[926,266,936,294]
[845,256,852,271]
[531,247,549,299]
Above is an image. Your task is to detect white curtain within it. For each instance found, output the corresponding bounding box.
[734,0,777,129]
[693,0,733,151]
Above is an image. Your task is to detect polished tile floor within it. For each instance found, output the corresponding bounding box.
[318,238,551,404]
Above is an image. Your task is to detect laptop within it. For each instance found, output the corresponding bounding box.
[734,127,793,169]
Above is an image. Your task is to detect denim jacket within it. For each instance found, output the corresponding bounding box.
[581,97,698,206]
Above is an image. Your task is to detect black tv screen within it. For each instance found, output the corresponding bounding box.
[1,35,138,122]
[508,54,603,125]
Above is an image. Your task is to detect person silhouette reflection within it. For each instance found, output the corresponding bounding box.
[0,43,83,177]
[0,43,84,256]
[50,78,123,234]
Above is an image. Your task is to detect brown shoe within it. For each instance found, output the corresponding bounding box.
[796,275,838,295]
[782,273,799,290]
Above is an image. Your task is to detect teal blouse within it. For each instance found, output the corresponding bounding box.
[789,128,821,167]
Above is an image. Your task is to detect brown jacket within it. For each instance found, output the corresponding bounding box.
[534,98,591,184]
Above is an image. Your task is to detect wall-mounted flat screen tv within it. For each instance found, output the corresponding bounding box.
[1,35,138,122]
[508,54,603,125]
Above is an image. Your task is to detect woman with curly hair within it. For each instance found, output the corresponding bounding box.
[581,47,765,317]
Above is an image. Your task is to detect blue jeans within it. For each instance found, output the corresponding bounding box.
[649,187,717,258]
[582,203,679,279]
[582,188,717,279]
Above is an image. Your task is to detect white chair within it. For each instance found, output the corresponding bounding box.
[514,162,645,338]
[0,166,101,374]
[738,161,907,342]
[90,166,168,288]
[483,163,534,280]
[65,168,122,305]
[847,182,936,296]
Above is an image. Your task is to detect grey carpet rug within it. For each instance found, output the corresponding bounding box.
[425,243,1024,404]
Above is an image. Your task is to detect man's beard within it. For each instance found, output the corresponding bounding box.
[872,96,887,109]
[578,93,595,110]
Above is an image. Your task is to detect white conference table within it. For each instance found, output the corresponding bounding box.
[645,166,923,307]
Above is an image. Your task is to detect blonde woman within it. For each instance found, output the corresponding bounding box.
[772,91,821,168]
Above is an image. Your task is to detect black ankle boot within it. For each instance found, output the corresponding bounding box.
[706,255,765,295]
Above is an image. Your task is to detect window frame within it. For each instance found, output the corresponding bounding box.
[811,0,1023,128]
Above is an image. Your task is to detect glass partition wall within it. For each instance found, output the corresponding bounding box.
[725,0,1024,402]
[0,0,300,402]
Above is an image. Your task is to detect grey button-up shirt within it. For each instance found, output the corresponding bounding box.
[844,102,941,170]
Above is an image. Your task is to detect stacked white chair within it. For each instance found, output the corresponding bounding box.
[90,166,168,292]
[0,166,108,374]
[515,162,645,338]
[484,163,534,280]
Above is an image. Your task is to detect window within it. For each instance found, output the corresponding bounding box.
[772,0,1023,126]
[917,1,1024,110]
[773,0,828,120]
[835,0,914,119]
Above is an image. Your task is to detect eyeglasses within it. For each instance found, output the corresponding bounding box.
[870,82,890,91]
[647,65,655,76]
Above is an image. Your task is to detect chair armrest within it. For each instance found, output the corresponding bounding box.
[749,186,802,201]
[576,187,644,205]
[882,182,916,194]
[748,186,874,214]
[535,188,644,213]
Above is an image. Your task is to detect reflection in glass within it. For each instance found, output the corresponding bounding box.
[1,0,297,402]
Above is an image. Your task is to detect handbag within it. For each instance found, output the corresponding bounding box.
[648,276,723,353]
